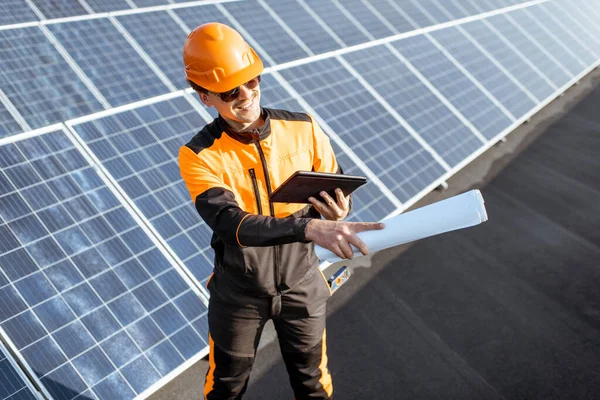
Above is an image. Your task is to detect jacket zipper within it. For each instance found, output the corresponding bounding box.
[252,135,280,293]
[249,168,263,215]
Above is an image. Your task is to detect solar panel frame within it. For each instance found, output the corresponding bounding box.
[0,127,209,400]
[0,101,25,139]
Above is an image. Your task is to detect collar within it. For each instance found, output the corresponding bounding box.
[218,108,271,144]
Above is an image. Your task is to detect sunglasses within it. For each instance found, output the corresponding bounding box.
[213,75,261,103]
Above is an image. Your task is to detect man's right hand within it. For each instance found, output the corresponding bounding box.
[304,219,385,260]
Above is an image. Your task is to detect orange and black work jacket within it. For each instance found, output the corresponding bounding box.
[179,108,339,296]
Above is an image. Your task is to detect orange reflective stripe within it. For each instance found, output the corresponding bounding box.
[236,214,251,247]
[318,329,333,397]
[204,334,216,399]
[205,273,214,288]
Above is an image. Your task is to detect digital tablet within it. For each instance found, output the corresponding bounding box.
[269,171,367,204]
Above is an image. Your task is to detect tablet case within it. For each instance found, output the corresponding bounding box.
[269,171,367,203]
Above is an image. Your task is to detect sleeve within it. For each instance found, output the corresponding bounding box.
[178,146,311,247]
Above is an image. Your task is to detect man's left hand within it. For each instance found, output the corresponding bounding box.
[309,188,350,221]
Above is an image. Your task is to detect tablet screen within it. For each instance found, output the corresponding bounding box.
[269,171,367,203]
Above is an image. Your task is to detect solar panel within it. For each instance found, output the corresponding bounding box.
[403,0,452,24]
[430,26,535,120]
[221,0,310,64]
[300,0,370,47]
[0,0,39,25]
[31,0,88,19]
[117,11,189,90]
[262,0,342,54]
[279,57,446,205]
[0,129,208,399]
[0,341,40,400]
[0,103,24,140]
[71,96,215,285]
[541,2,600,63]
[0,27,104,134]
[259,74,305,112]
[460,20,555,102]
[47,18,170,107]
[132,0,169,6]
[431,0,470,20]
[85,0,132,13]
[335,0,397,39]
[485,13,571,89]
[343,44,483,167]
[393,34,513,140]
[510,8,586,77]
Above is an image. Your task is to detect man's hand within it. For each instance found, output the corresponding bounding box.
[304,219,385,260]
[309,189,350,221]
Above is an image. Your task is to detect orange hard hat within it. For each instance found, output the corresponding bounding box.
[183,23,264,93]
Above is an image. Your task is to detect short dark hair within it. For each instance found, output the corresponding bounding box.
[187,79,208,95]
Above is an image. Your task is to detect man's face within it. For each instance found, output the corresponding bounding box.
[200,76,262,127]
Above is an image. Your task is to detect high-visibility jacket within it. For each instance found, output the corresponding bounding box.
[178,108,339,296]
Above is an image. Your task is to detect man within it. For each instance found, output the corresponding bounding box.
[178,22,384,399]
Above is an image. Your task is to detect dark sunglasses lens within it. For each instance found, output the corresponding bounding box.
[219,87,239,102]
[218,76,261,102]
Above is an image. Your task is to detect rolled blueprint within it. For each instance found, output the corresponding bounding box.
[315,189,488,264]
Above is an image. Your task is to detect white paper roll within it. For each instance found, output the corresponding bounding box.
[315,189,488,263]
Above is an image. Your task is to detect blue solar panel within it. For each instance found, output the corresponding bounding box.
[132,0,169,6]
[222,0,310,64]
[0,27,104,133]
[259,74,304,112]
[430,26,536,120]
[263,0,342,54]
[0,104,23,139]
[393,35,512,140]
[403,0,451,24]
[460,20,555,102]
[431,0,470,20]
[388,0,435,28]
[31,0,88,19]
[485,13,571,89]
[361,0,420,32]
[335,0,397,38]
[510,8,585,77]
[0,130,208,399]
[301,0,370,47]
[117,11,189,90]
[48,18,170,107]
[564,1,600,51]
[72,96,215,285]
[343,45,483,167]
[86,0,131,13]
[0,0,39,25]
[280,57,446,206]
[541,2,600,63]
[0,342,39,400]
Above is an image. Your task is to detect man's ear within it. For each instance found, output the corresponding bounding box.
[198,92,214,107]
